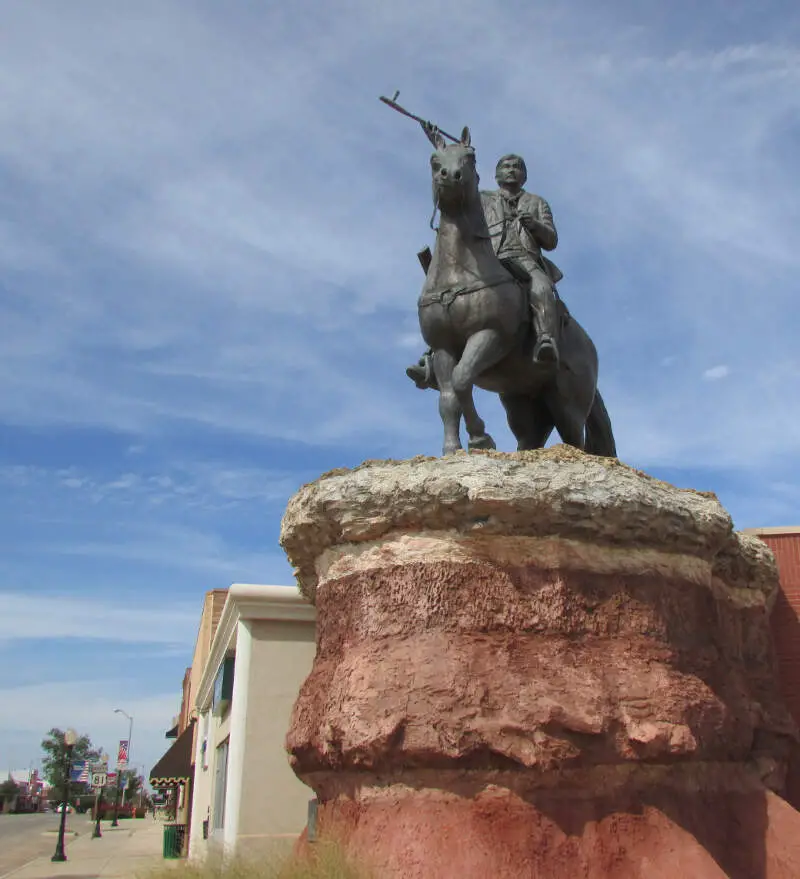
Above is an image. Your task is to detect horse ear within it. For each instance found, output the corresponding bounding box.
[461,126,471,147]
[421,121,447,151]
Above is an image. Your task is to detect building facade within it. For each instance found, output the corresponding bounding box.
[150,588,229,840]
[188,583,316,860]
[0,770,46,813]
[746,526,800,809]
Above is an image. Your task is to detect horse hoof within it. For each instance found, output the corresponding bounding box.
[442,444,463,456]
[469,434,496,452]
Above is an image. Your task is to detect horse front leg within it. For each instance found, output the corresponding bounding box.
[452,328,509,451]
[433,348,463,455]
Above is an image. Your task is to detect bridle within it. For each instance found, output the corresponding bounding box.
[424,170,519,309]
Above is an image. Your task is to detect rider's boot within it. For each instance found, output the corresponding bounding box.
[406,349,436,389]
[528,275,561,367]
[531,298,560,367]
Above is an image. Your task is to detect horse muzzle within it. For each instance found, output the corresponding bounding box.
[433,178,468,205]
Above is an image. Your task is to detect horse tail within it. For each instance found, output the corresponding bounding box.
[584,389,616,457]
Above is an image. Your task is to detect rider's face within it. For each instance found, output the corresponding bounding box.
[496,159,525,187]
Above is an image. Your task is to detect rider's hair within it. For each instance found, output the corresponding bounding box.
[495,154,527,184]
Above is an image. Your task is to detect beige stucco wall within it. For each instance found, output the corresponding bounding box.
[237,619,316,844]
[214,712,232,749]
[189,711,214,857]
[188,607,316,862]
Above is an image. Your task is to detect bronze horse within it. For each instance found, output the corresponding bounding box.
[416,125,616,457]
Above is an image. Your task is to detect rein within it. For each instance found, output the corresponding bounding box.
[423,179,511,309]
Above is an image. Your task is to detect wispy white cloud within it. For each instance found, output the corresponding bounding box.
[0,681,182,779]
[0,592,197,646]
[0,2,795,469]
[703,364,731,381]
[47,522,281,580]
[0,462,301,511]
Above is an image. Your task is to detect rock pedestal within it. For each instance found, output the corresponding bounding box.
[280,448,800,878]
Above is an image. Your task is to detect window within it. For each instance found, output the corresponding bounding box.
[212,739,229,830]
[212,657,235,717]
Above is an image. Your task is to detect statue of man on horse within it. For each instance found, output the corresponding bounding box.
[381,93,615,458]
[407,152,566,388]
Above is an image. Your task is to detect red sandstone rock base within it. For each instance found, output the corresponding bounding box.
[310,777,800,879]
[282,453,800,879]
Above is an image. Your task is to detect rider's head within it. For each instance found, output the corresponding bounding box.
[495,154,527,188]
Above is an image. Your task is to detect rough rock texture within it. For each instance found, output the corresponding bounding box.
[280,447,733,603]
[303,769,800,879]
[281,447,800,878]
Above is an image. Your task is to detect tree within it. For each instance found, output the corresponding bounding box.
[41,728,100,799]
[123,770,143,800]
[0,778,20,807]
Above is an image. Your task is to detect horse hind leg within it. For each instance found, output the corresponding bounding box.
[584,390,617,457]
[452,328,510,451]
[500,394,554,451]
[546,395,586,451]
[433,348,463,455]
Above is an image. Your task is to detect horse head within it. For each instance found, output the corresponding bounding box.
[424,125,479,215]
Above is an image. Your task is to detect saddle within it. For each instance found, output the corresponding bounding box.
[415,248,571,330]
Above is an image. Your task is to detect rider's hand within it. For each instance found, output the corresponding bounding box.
[518,212,536,229]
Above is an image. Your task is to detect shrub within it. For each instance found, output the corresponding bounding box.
[139,840,373,879]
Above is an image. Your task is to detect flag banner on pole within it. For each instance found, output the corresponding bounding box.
[69,761,89,783]
[117,740,129,767]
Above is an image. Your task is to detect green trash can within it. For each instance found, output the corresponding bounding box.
[163,823,184,859]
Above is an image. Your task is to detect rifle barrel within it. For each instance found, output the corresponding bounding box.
[379,95,460,143]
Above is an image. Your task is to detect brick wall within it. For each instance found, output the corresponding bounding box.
[186,588,230,730]
[751,529,800,810]
[178,666,192,734]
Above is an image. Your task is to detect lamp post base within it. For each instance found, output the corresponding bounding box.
[51,852,67,863]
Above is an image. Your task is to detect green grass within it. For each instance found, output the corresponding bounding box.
[140,841,373,879]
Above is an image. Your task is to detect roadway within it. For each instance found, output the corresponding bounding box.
[0,812,92,877]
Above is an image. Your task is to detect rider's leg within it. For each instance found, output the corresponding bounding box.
[527,269,560,365]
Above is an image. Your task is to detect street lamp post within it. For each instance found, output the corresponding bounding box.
[51,728,77,862]
[92,752,108,839]
[111,709,133,828]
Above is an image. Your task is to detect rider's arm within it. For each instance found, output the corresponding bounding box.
[522,197,558,251]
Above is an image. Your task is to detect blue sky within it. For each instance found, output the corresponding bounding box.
[1,0,799,780]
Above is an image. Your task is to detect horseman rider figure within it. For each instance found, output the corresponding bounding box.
[407,153,564,389]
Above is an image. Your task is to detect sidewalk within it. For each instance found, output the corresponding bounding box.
[2,819,167,879]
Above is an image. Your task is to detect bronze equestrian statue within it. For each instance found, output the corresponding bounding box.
[408,151,566,385]
[382,96,615,457]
